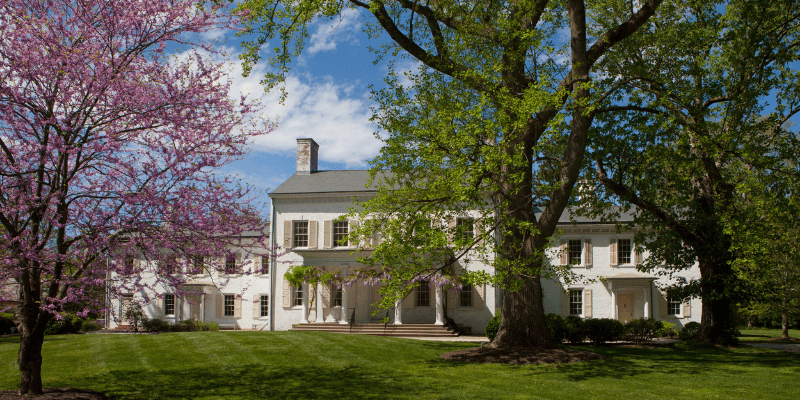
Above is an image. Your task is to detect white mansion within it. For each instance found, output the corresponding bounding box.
[107,138,701,334]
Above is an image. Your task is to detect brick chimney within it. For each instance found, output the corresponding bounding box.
[296,138,319,174]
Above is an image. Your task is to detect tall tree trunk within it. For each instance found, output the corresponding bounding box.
[493,273,553,348]
[697,256,737,345]
[18,304,47,395]
[781,295,789,340]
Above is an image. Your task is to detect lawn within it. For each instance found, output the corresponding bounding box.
[1,332,798,399]
[738,328,800,343]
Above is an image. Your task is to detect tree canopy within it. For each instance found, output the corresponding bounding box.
[238,0,663,348]
[0,0,270,394]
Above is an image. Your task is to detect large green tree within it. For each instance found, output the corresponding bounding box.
[238,0,662,347]
[585,0,800,344]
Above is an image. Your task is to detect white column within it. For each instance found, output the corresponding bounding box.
[610,286,616,320]
[200,292,206,321]
[339,266,349,324]
[434,285,444,325]
[300,282,309,323]
[643,287,650,318]
[315,282,323,323]
[394,299,402,325]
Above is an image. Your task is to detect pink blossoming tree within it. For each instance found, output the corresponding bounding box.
[0,0,271,394]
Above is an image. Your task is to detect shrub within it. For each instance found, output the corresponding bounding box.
[485,310,501,341]
[657,322,676,338]
[196,321,220,331]
[172,320,220,332]
[563,315,586,344]
[142,318,172,332]
[584,318,625,346]
[625,318,664,344]
[679,321,702,342]
[45,314,81,335]
[80,320,102,331]
[545,313,566,344]
[0,312,16,334]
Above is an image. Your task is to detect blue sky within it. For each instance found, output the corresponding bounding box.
[194,9,401,214]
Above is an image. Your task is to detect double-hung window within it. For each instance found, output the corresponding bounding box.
[460,284,473,307]
[332,286,343,307]
[456,218,474,241]
[224,254,238,274]
[293,221,309,247]
[569,289,583,316]
[224,294,235,317]
[164,294,175,316]
[260,295,269,317]
[293,285,303,307]
[333,221,349,247]
[618,239,632,265]
[568,240,582,265]
[416,280,430,307]
[668,297,682,316]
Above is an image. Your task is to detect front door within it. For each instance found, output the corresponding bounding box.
[617,294,634,323]
[188,294,202,320]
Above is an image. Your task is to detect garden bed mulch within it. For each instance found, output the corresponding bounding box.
[0,388,108,400]
[439,345,606,365]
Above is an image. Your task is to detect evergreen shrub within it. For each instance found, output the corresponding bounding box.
[564,315,586,344]
[584,318,625,345]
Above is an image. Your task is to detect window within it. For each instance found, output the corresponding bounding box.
[224,295,235,317]
[416,281,431,307]
[259,255,268,274]
[568,240,582,265]
[293,221,309,247]
[456,218,474,241]
[618,239,632,264]
[569,289,583,316]
[332,286,343,307]
[123,256,135,274]
[260,295,269,317]
[668,297,682,316]
[460,285,473,307]
[333,221,349,247]
[224,254,238,274]
[293,285,303,307]
[164,294,175,316]
[413,219,432,241]
[191,255,204,273]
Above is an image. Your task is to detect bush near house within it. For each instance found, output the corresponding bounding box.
[585,318,625,345]
[142,318,171,332]
[172,320,220,332]
[545,313,567,344]
[679,321,702,342]
[485,310,501,341]
[564,316,587,344]
[625,318,666,344]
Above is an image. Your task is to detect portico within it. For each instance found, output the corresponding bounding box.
[605,272,657,323]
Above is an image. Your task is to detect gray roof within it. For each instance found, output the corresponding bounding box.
[270,170,386,195]
[270,170,638,224]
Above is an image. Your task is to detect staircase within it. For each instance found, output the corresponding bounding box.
[290,322,459,338]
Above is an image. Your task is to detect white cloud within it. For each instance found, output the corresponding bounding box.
[306,9,361,55]
[170,44,383,169]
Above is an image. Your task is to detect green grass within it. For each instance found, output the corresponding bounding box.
[738,328,800,343]
[1,332,798,399]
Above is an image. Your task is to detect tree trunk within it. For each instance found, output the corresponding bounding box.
[697,256,737,345]
[18,306,48,395]
[493,273,553,348]
[781,295,789,340]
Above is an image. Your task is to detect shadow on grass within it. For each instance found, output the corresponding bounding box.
[67,363,416,399]
[550,343,799,382]
[432,342,799,382]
